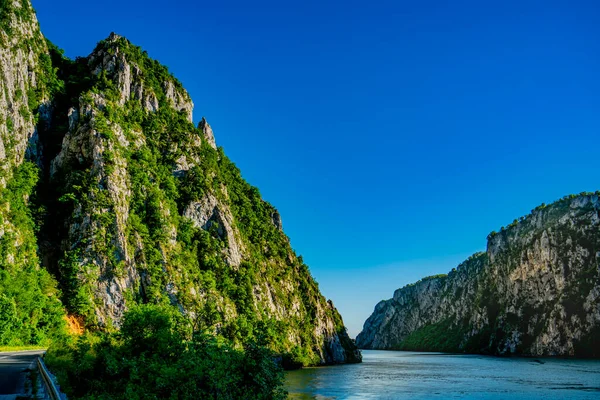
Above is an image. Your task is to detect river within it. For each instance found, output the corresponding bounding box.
[284,350,600,399]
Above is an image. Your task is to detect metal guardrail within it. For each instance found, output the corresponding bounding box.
[36,357,63,400]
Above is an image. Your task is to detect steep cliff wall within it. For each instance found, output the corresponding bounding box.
[0,1,359,364]
[357,194,600,357]
[0,0,47,170]
[0,0,66,345]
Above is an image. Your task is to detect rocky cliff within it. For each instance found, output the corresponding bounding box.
[357,194,600,357]
[0,0,65,345]
[0,0,360,365]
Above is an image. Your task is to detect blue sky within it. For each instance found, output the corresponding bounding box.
[34,0,600,337]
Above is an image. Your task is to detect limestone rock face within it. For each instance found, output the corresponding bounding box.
[0,0,48,177]
[318,300,362,363]
[270,209,283,231]
[0,0,360,364]
[88,33,193,120]
[50,92,139,326]
[0,0,72,346]
[357,195,600,357]
[183,193,244,267]
[21,25,361,364]
[163,80,193,123]
[199,117,216,150]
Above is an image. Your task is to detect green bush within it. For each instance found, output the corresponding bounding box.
[46,304,286,399]
[0,162,67,346]
[396,319,465,353]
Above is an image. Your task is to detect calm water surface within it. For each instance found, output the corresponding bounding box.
[284,350,600,399]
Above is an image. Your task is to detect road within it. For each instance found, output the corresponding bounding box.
[0,350,44,398]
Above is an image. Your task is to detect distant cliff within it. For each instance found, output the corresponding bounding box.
[357,194,600,357]
[0,0,360,365]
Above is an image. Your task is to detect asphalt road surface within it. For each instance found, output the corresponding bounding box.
[0,350,44,397]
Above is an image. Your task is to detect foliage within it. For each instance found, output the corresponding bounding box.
[0,4,71,347]
[405,273,447,289]
[396,319,465,353]
[0,0,34,36]
[0,162,66,346]
[46,304,287,400]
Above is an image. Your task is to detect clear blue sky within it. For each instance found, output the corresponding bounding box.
[33,0,600,337]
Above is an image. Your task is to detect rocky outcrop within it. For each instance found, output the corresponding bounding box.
[199,117,216,150]
[357,194,600,357]
[183,193,244,267]
[0,12,359,362]
[271,209,283,231]
[0,0,48,176]
[0,0,67,346]
[47,35,207,326]
[357,255,487,350]
[318,300,362,363]
[163,80,193,123]
[50,91,139,326]
[0,0,360,364]
[88,33,193,119]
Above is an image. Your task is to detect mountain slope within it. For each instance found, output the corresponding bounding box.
[357,194,600,357]
[0,0,65,345]
[0,1,360,364]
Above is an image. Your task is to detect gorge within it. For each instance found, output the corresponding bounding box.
[1,0,599,398]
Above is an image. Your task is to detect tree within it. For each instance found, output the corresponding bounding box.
[0,294,17,344]
[47,304,287,399]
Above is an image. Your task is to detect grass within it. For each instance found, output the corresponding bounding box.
[0,345,46,352]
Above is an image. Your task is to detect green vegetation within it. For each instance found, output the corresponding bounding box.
[0,1,71,349]
[46,304,286,399]
[0,162,66,346]
[92,35,186,105]
[396,319,465,353]
[0,0,34,37]
[404,274,447,289]
[421,274,447,281]
[0,345,46,352]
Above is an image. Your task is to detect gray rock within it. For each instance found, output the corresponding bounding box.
[183,193,244,267]
[357,194,600,357]
[199,117,217,150]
